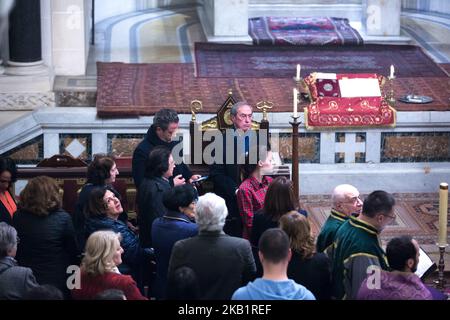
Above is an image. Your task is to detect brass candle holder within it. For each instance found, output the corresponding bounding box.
[435,244,448,290]
[386,76,396,107]
[290,115,301,200]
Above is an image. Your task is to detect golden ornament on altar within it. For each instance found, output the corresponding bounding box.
[256,100,273,121]
[190,100,202,122]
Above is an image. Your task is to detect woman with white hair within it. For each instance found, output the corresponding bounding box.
[71,230,147,300]
[168,193,256,300]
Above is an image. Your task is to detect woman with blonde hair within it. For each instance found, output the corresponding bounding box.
[13,176,79,297]
[279,211,331,300]
[72,230,146,300]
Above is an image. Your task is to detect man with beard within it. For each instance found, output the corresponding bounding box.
[331,190,393,300]
[357,236,445,300]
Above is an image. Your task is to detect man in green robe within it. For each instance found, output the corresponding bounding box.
[331,190,395,300]
[316,184,363,256]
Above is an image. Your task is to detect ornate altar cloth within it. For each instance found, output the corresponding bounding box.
[303,73,396,129]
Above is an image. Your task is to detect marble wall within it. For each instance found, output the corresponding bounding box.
[51,0,91,75]
[270,133,320,164]
[402,0,450,15]
[107,134,145,157]
[59,133,92,162]
[95,0,198,23]
[381,132,450,162]
[2,135,43,165]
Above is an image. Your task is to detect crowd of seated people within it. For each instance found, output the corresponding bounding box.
[0,103,448,301]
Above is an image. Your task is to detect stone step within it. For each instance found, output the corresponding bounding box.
[53,76,97,107]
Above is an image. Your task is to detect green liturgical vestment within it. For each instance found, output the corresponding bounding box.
[316,209,349,255]
[331,217,389,300]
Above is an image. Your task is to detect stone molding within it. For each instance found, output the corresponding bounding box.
[0,92,55,110]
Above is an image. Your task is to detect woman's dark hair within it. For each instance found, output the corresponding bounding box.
[19,176,62,216]
[240,144,271,180]
[84,186,109,218]
[163,184,197,211]
[263,176,298,221]
[166,266,200,300]
[87,154,115,185]
[0,157,18,185]
[145,146,171,178]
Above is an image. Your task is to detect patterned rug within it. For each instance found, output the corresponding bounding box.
[249,17,363,46]
[195,43,448,78]
[302,193,449,246]
[96,61,450,117]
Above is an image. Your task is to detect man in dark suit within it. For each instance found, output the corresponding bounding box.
[132,108,200,189]
[209,102,255,237]
[168,192,256,300]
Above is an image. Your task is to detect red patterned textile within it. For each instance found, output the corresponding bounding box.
[96,62,450,118]
[304,73,396,129]
[249,17,363,46]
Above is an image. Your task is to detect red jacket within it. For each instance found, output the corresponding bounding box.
[72,271,147,300]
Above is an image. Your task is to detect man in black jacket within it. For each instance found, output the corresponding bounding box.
[209,102,256,237]
[132,109,200,189]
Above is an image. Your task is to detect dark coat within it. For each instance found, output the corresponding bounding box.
[0,190,17,225]
[74,183,127,250]
[151,211,198,299]
[132,125,192,189]
[250,209,308,277]
[209,130,262,237]
[0,256,39,300]
[251,209,308,247]
[168,231,256,300]
[12,208,80,293]
[137,176,171,248]
[85,216,144,268]
[287,251,332,300]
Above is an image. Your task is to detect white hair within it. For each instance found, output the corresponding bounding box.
[195,193,228,232]
[332,184,359,205]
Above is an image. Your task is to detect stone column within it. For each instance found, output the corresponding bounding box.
[0,0,15,74]
[6,0,47,75]
[363,0,401,36]
[197,0,251,42]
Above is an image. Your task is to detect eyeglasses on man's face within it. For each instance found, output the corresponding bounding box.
[383,213,396,220]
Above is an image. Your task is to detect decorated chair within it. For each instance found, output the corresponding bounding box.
[300,73,396,129]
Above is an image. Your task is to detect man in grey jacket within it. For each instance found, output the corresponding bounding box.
[0,222,38,299]
[168,193,256,300]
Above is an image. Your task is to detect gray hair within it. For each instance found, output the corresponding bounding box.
[195,193,228,232]
[153,108,179,131]
[331,184,359,206]
[0,222,17,257]
[230,101,252,117]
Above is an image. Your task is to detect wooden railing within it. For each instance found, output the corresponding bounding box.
[16,165,137,218]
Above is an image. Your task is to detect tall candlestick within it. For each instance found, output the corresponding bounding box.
[296,64,301,80]
[439,182,448,246]
[390,65,395,78]
[293,88,298,117]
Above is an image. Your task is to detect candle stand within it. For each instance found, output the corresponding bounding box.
[435,244,447,290]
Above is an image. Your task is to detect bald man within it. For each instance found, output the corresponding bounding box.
[316,184,363,255]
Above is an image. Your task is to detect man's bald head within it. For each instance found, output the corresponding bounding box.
[331,184,363,216]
